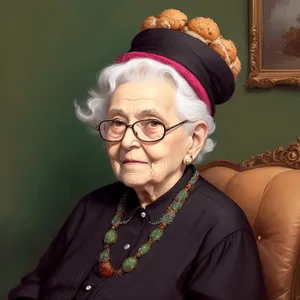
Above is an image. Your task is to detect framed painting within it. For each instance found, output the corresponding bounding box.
[245,0,300,88]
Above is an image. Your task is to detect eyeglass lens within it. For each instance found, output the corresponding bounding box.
[100,119,165,142]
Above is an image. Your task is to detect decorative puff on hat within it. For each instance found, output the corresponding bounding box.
[114,9,241,116]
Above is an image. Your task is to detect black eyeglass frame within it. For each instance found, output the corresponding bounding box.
[96,119,189,143]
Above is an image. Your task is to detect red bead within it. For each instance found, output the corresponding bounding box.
[99,261,114,277]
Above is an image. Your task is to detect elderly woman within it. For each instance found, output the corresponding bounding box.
[9,9,265,300]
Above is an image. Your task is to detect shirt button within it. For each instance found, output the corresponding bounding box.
[85,285,92,291]
[141,212,146,218]
[124,244,130,250]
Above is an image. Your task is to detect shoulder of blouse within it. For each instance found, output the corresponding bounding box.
[190,177,253,236]
[77,180,125,209]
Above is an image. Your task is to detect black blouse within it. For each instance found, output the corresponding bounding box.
[9,166,266,300]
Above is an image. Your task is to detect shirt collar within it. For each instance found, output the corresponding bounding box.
[124,165,195,223]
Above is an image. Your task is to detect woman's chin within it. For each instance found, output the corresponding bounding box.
[119,172,149,188]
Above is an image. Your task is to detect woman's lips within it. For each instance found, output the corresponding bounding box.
[123,160,146,164]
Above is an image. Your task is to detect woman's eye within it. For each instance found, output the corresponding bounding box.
[112,120,125,127]
[148,120,161,127]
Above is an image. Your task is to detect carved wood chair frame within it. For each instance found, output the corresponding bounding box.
[199,138,300,172]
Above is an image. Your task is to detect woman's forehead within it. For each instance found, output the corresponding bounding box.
[109,80,176,114]
[112,80,174,98]
[108,106,169,121]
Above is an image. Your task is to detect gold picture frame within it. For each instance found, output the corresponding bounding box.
[245,0,300,88]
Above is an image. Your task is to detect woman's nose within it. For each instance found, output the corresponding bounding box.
[121,127,140,149]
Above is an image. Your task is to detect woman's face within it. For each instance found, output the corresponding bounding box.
[106,79,193,189]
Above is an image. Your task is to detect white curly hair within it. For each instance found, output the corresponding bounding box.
[75,58,216,164]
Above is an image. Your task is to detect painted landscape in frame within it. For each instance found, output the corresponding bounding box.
[245,0,300,88]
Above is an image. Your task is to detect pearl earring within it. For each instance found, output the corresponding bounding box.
[184,156,192,165]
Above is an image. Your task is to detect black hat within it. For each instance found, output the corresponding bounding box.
[114,20,238,116]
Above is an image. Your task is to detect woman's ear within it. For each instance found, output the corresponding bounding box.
[188,121,208,159]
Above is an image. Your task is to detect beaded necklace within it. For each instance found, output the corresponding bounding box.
[98,168,200,277]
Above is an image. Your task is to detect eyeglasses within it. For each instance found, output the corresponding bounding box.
[96,119,189,142]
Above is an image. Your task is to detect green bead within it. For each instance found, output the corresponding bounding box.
[117,204,123,213]
[190,176,197,184]
[176,190,188,200]
[150,228,163,241]
[99,248,110,263]
[104,229,118,244]
[161,211,176,224]
[138,242,151,256]
[171,201,183,210]
[121,257,138,273]
[112,215,119,226]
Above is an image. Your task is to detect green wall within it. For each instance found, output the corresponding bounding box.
[1,0,299,298]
